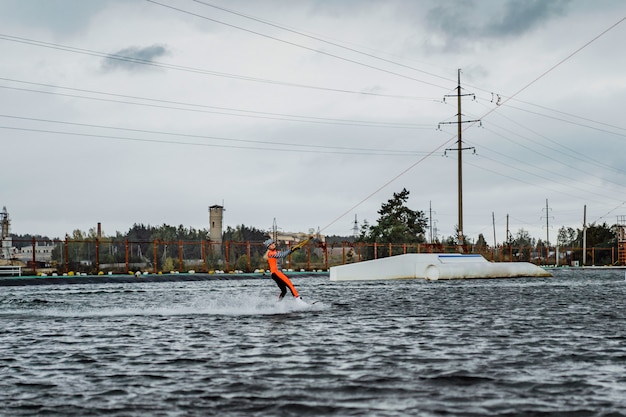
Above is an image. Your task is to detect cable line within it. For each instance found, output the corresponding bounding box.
[0,34,438,102]
[591,201,626,225]
[504,98,626,134]
[474,101,626,177]
[0,81,430,130]
[317,15,626,232]
[190,0,456,86]
[0,119,434,157]
[173,1,626,146]
[469,152,624,204]
[146,0,452,91]
[498,102,626,138]
[477,16,626,119]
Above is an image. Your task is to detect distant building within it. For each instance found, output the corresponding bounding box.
[15,243,57,263]
[1,206,57,263]
[275,231,325,246]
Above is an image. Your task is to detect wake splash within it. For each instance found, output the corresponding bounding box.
[29,293,327,318]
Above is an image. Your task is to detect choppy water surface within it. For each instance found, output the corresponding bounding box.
[1,269,626,416]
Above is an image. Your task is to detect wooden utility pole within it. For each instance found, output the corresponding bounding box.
[540,199,553,263]
[582,205,587,266]
[439,69,479,252]
[545,199,550,246]
[429,201,436,243]
[456,71,464,249]
[492,212,497,247]
[506,214,511,244]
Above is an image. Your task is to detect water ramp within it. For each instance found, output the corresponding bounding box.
[329,253,551,281]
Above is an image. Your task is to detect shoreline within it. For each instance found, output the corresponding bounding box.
[0,271,329,287]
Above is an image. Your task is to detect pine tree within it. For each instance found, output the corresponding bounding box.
[360,188,427,244]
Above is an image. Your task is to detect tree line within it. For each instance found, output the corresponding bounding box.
[10,189,622,258]
[355,188,620,253]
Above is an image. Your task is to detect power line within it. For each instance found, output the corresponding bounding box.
[320,16,626,232]
[500,102,626,138]
[474,103,626,177]
[503,99,626,134]
[145,0,453,91]
[0,34,439,102]
[173,3,626,144]
[467,152,624,205]
[476,16,626,120]
[441,17,626,114]
[0,119,436,157]
[0,79,432,130]
[469,131,626,192]
[190,0,457,86]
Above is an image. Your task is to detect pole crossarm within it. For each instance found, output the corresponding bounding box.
[444,146,475,156]
[443,93,475,101]
[438,119,481,127]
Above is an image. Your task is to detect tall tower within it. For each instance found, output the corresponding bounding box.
[208,205,224,243]
[1,206,11,260]
[618,215,626,265]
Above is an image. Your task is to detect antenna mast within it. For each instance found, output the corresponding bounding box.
[272,218,278,242]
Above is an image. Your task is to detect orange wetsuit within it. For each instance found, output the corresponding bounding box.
[266,248,299,299]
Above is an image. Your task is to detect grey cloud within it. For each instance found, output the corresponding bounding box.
[0,0,113,36]
[425,0,571,51]
[426,2,475,40]
[101,44,170,72]
[484,0,570,37]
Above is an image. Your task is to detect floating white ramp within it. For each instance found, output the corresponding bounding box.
[329,253,551,281]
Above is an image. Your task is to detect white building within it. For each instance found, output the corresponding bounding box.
[16,243,57,263]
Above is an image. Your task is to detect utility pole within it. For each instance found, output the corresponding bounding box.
[492,212,497,247]
[272,218,278,242]
[506,214,511,244]
[492,211,497,260]
[541,199,553,246]
[545,199,550,246]
[429,201,437,243]
[541,198,554,263]
[439,69,479,253]
[582,205,587,266]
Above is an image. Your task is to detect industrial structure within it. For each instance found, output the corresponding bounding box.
[208,204,224,255]
[208,204,224,243]
[1,206,13,260]
[618,215,626,265]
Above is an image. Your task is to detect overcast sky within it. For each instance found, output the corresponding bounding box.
[2,0,626,245]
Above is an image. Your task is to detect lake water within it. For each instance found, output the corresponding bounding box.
[1,269,625,416]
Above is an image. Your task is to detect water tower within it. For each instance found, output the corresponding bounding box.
[208,204,224,244]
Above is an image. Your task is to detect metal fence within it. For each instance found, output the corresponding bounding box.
[6,238,622,275]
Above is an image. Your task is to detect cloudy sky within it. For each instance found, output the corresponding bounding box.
[2,0,625,245]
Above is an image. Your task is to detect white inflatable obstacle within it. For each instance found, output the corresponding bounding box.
[329,253,551,281]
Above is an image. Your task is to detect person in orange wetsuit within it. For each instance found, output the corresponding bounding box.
[263,238,302,301]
